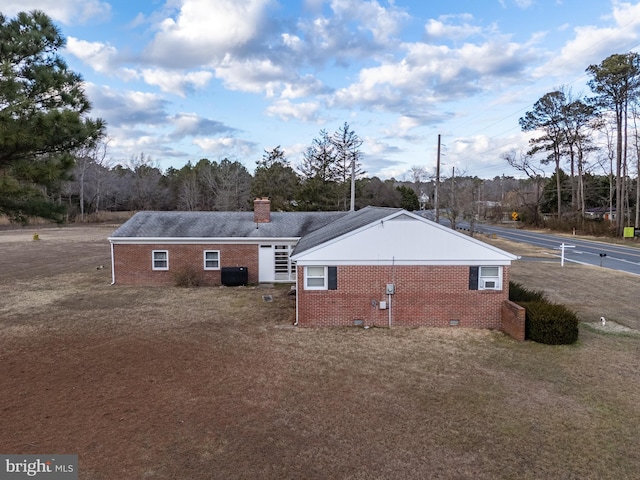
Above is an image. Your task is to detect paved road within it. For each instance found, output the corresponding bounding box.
[475,224,640,276]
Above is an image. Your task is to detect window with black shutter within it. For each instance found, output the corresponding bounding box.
[328,266,337,290]
[469,266,479,290]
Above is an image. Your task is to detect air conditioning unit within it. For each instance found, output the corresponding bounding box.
[221,267,248,286]
[482,280,496,289]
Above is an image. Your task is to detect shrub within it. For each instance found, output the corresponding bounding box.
[509,281,547,303]
[521,301,579,345]
[172,265,203,287]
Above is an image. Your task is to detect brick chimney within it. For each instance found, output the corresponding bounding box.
[254,197,271,223]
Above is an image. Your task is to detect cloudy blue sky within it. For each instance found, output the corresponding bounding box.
[5,0,640,179]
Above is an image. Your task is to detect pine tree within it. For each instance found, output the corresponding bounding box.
[0,11,105,223]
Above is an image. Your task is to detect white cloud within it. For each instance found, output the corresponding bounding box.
[86,84,169,126]
[366,137,402,156]
[333,36,533,114]
[2,0,111,24]
[145,0,272,67]
[210,50,329,99]
[66,37,118,73]
[86,84,247,164]
[140,69,213,96]
[281,33,304,52]
[295,0,409,67]
[448,133,531,175]
[265,99,322,122]
[281,75,329,99]
[193,137,257,157]
[329,0,410,43]
[534,1,640,79]
[66,38,214,95]
[169,113,237,140]
[424,15,483,41]
[384,114,440,139]
[282,142,310,161]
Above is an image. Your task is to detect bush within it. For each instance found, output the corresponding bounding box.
[509,281,547,303]
[509,283,579,344]
[521,301,579,345]
[172,265,203,287]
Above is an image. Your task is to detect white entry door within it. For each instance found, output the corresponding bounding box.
[259,245,274,282]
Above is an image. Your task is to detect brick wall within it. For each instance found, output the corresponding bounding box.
[501,300,526,341]
[296,265,510,329]
[113,243,259,286]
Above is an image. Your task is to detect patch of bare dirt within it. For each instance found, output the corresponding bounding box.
[0,225,115,281]
[585,320,639,334]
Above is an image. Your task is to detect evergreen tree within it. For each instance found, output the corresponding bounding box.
[541,169,572,214]
[252,146,300,211]
[0,11,105,222]
[298,129,340,210]
[331,122,364,210]
[396,185,419,211]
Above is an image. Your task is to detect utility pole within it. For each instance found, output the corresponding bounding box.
[451,166,455,229]
[350,152,355,212]
[451,166,455,208]
[435,134,441,223]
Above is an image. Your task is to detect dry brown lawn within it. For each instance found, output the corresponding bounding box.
[0,225,639,479]
[482,234,640,331]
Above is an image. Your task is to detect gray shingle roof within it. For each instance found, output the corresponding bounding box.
[109,211,348,239]
[291,206,403,256]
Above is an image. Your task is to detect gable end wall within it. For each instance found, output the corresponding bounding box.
[296,265,510,328]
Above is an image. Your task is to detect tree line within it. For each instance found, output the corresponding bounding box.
[514,52,640,236]
[64,136,425,217]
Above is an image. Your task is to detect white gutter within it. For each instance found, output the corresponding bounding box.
[110,241,116,285]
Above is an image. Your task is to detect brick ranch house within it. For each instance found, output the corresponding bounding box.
[109,199,524,339]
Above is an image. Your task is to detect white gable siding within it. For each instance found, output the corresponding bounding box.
[292,215,517,266]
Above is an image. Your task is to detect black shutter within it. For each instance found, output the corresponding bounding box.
[328,266,337,290]
[469,266,479,290]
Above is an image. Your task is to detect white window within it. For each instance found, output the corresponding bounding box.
[304,266,338,290]
[305,266,327,290]
[479,266,501,290]
[203,250,220,270]
[152,250,168,270]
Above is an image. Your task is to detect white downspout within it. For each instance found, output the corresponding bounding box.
[109,240,116,285]
[293,266,299,326]
[388,256,395,328]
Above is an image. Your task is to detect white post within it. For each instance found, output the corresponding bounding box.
[559,243,575,267]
